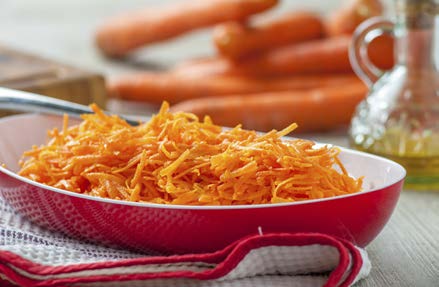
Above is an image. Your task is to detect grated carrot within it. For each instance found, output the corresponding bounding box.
[18,102,363,205]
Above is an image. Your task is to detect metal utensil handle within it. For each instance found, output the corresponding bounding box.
[0,87,143,126]
[349,17,394,87]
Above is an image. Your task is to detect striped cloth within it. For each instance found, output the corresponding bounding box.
[0,198,370,287]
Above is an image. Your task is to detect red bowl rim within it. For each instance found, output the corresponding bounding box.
[0,113,406,210]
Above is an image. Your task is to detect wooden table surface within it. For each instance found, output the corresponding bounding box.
[0,1,438,286]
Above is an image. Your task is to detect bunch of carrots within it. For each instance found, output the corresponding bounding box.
[95,0,394,133]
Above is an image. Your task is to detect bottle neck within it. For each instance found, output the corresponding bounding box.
[394,10,438,71]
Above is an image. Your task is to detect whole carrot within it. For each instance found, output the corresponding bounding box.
[108,72,361,104]
[325,0,383,36]
[172,57,230,79]
[367,34,394,70]
[170,82,368,132]
[213,11,324,60]
[174,36,354,77]
[174,34,394,78]
[96,0,278,57]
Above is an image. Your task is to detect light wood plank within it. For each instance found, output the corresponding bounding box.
[358,191,439,286]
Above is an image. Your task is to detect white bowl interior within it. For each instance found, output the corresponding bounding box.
[0,114,405,193]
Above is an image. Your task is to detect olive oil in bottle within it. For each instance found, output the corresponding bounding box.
[350,127,439,189]
[349,0,439,190]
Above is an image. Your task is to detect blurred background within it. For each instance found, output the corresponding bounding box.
[0,0,347,75]
[0,0,394,140]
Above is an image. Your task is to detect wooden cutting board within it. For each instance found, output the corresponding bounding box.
[0,45,106,117]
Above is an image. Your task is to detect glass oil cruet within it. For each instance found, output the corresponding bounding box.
[349,0,439,190]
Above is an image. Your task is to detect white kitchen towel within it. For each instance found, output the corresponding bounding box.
[0,198,370,287]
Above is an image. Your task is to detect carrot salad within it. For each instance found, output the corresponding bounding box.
[18,103,362,205]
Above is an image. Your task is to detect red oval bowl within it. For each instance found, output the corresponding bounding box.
[0,114,405,254]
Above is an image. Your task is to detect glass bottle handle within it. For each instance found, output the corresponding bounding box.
[349,17,394,87]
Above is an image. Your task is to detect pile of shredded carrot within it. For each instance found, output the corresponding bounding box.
[18,103,363,205]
